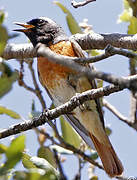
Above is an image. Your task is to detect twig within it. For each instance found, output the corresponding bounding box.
[71,0,96,8]
[105,45,137,59]
[102,99,130,125]
[0,84,126,140]
[27,60,47,109]
[53,149,67,180]
[130,94,137,123]
[74,157,83,180]
[18,79,36,93]
[129,58,137,123]
[116,176,130,180]
[17,59,36,93]
[102,98,137,131]
[74,45,137,64]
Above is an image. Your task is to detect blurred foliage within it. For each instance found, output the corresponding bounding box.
[0,25,8,56]
[127,0,137,17]
[118,0,137,34]
[0,135,25,176]
[118,0,137,69]
[0,105,21,119]
[105,127,112,136]
[22,153,37,170]
[0,144,8,154]
[0,60,18,99]
[37,146,57,169]
[0,10,8,56]
[50,145,72,154]
[55,1,82,34]
[0,136,59,180]
[0,10,5,24]
[60,116,81,148]
[0,10,18,100]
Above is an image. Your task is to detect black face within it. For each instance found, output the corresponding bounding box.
[15,17,68,47]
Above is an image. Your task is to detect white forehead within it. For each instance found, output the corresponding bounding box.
[39,17,55,24]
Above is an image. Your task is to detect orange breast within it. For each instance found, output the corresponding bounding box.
[37,41,77,89]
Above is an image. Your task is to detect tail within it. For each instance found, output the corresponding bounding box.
[90,133,123,177]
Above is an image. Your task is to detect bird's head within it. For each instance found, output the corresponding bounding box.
[14,17,68,47]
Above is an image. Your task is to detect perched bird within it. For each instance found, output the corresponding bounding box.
[14,17,123,177]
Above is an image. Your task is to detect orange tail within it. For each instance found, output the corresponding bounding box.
[90,133,123,177]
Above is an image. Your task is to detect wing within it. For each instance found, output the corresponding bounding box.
[70,39,105,127]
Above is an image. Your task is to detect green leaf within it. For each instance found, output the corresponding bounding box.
[0,61,13,76]
[90,176,98,180]
[0,106,21,119]
[0,62,18,98]
[0,25,8,56]
[118,10,132,23]
[54,1,82,34]
[30,156,59,177]
[15,170,58,180]
[90,152,98,160]
[128,16,137,34]
[0,136,25,175]
[14,170,45,180]
[39,170,58,180]
[28,170,45,180]
[0,144,7,154]
[5,135,25,169]
[96,79,103,88]
[13,171,28,180]
[60,116,81,148]
[22,153,37,169]
[50,145,73,154]
[105,127,112,136]
[37,146,57,169]
[118,0,132,23]
[0,11,5,25]
[90,50,101,56]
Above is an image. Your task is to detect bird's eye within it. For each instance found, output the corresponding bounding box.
[38,19,47,24]
[39,19,44,23]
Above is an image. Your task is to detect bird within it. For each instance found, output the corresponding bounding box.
[14,17,123,177]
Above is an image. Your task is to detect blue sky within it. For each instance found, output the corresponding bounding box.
[0,0,137,179]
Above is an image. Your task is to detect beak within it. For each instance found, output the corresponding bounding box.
[13,22,35,32]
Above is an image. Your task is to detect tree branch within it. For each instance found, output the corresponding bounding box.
[71,0,96,8]
[53,149,67,180]
[2,33,137,61]
[74,44,137,64]
[72,33,137,50]
[129,57,137,124]
[0,84,125,140]
[103,99,131,125]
